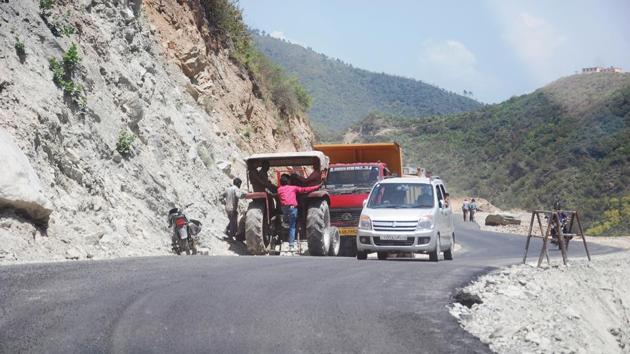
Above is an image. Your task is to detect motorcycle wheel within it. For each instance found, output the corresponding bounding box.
[172,235,181,255]
[190,239,198,255]
[179,237,190,255]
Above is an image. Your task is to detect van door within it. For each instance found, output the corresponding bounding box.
[439,184,454,243]
[434,184,446,248]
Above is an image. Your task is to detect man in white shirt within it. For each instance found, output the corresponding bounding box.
[223,178,246,240]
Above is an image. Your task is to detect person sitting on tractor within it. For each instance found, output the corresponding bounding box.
[249,161,277,193]
[292,160,323,187]
[277,174,322,252]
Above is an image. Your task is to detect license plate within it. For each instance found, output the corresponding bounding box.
[379,235,408,241]
[338,227,357,236]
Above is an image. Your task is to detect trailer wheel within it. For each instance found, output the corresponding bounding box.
[307,199,331,256]
[328,227,340,256]
[245,201,267,255]
[338,237,357,257]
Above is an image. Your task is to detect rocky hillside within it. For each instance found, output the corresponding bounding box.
[348,73,630,235]
[0,0,314,263]
[253,32,481,141]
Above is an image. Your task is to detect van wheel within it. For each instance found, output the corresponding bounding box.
[377,252,388,260]
[307,199,331,256]
[429,236,440,262]
[356,251,368,260]
[328,227,340,256]
[444,234,454,260]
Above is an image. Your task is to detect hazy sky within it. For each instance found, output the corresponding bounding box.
[239,0,630,103]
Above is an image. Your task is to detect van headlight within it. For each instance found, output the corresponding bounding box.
[359,215,372,230]
[416,216,434,231]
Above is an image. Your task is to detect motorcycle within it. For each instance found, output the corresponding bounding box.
[547,212,571,250]
[168,208,201,255]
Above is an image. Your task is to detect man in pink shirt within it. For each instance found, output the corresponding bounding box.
[278,174,321,252]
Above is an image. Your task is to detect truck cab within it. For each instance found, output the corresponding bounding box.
[314,143,402,256]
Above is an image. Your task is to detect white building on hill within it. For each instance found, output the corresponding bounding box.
[582,66,623,74]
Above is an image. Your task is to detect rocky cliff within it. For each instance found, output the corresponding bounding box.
[0,0,314,263]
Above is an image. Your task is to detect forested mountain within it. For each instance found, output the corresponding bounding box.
[253,32,481,140]
[347,73,630,235]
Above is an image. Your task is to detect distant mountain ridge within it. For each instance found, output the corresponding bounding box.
[347,73,630,235]
[253,32,481,140]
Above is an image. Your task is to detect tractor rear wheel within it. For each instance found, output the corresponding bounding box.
[307,199,331,256]
[245,201,267,255]
[328,227,340,256]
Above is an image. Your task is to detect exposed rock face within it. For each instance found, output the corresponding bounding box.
[0,0,313,263]
[0,129,53,224]
[142,0,313,153]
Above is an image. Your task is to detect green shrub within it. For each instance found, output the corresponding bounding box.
[40,0,54,10]
[200,0,311,115]
[14,37,26,59]
[60,23,75,37]
[116,131,135,157]
[63,43,80,70]
[48,44,86,108]
[48,58,66,86]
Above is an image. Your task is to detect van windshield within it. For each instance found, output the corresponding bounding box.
[327,165,379,189]
[367,183,434,209]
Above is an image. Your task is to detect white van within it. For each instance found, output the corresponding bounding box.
[356,176,454,261]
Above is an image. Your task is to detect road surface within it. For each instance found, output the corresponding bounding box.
[0,220,615,353]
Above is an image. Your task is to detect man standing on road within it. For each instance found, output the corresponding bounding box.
[277,174,321,252]
[462,198,470,221]
[469,198,478,223]
[222,178,246,241]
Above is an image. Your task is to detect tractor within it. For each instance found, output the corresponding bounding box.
[243,151,340,256]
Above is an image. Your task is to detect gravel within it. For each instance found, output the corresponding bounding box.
[451,252,630,353]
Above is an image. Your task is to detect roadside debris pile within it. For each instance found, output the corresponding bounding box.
[451,253,630,353]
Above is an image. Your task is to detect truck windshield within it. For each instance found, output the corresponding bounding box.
[367,183,434,209]
[327,166,379,188]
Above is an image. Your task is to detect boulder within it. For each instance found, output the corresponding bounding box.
[65,247,84,260]
[0,129,53,224]
[216,160,231,175]
[485,214,522,226]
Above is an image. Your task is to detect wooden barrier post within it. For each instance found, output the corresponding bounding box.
[523,210,590,267]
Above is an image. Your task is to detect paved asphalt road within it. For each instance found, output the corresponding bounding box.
[0,220,616,353]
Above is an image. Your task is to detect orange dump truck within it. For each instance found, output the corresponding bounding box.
[314,143,403,256]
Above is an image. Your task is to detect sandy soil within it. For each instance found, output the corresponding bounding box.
[451,252,630,353]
